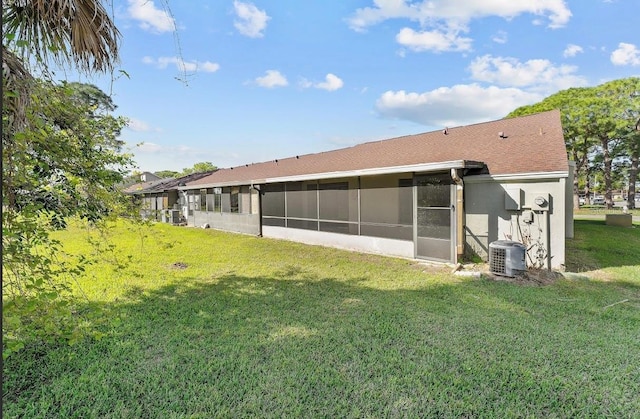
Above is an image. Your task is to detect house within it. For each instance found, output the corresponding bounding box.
[179,110,573,269]
[123,171,217,223]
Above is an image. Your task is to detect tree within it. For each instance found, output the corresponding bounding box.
[508,78,640,209]
[3,0,120,134]
[3,0,119,73]
[154,170,180,179]
[179,161,218,177]
[596,77,640,209]
[2,80,134,357]
[508,87,598,209]
[2,0,126,357]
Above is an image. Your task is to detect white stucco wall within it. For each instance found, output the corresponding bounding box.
[191,210,261,235]
[262,226,415,259]
[464,174,568,270]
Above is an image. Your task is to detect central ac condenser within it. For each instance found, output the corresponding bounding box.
[489,240,526,277]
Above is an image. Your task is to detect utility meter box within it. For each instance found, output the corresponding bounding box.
[529,193,550,211]
[504,188,523,210]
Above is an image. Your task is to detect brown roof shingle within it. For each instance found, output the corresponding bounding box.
[188,110,567,187]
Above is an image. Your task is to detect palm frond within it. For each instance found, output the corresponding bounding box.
[3,0,120,73]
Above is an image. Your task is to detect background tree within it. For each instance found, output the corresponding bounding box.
[154,170,180,179]
[509,77,640,209]
[508,87,598,209]
[597,77,640,209]
[179,161,218,177]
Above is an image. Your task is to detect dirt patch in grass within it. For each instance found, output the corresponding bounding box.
[485,268,563,286]
[410,262,454,274]
[170,262,188,269]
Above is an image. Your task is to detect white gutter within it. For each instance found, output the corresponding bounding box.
[464,170,570,183]
[264,160,484,183]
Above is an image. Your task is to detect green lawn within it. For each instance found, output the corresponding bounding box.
[3,219,639,417]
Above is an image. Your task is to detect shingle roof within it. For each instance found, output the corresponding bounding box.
[122,178,172,194]
[123,170,217,194]
[188,110,567,188]
[144,170,217,193]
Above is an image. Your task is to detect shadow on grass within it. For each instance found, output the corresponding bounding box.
[4,269,640,418]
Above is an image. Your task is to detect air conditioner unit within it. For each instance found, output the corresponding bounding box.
[489,240,526,277]
[170,209,182,224]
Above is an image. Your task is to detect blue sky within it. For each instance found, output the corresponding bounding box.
[74,1,639,173]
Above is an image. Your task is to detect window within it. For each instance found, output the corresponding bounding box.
[230,187,239,213]
[206,189,215,212]
[417,174,451,208]
[319,182,350,222]
[187,191,195,216]
[240,186,251,214]
[221,188,231,212]
[263,183,285,217]
[261,176,413,241]
[359,176,413,240]
[200,189,207,211]
[286,182,317,219]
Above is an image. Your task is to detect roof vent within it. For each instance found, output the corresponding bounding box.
[498,131,507,139]
[442,128,448,135]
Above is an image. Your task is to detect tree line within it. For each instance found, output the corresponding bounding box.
[509,77,640,209]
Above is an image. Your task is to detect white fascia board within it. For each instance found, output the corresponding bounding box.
[180,160,484,190]
[464,171,569,184]
[263,160,482,184]
[179,179,266,190]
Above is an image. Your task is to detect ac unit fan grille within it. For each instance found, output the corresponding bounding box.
[490,247,506,275]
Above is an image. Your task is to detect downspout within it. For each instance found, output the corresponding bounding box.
[451,168,465,263]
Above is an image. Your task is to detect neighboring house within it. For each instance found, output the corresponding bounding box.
[123,171,217,223]
[179,110,573,269]
[139,171,161,183]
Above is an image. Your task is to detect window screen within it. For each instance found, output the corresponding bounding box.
[262,183,285,217]
[286,182,318,219]
[230,187,239,213]
[319,182,352,222]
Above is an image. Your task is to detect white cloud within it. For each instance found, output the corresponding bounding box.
[234,1,270,38]
[127,118,155,132]
[611,42,640,66]
[492,30,508,44]
[137,142,165,153]
[143,56,220,73]
[127,0,175,33]
[255,70,288,88]
[130,142,243,173]
[300,74,344,91]
[348,0,572,32]
[563,44,583,58]
[375,84,542,127]
[468,54,586,91]
[396,27,472,52]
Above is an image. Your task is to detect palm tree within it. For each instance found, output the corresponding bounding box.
[3,0,120,133]
[3,0,120,73]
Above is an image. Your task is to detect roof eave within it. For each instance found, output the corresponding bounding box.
[181,160,485,189]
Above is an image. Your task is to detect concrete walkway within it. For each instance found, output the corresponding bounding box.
[574,214,640,223]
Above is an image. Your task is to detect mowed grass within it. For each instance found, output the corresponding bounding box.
[3,219,640,417]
